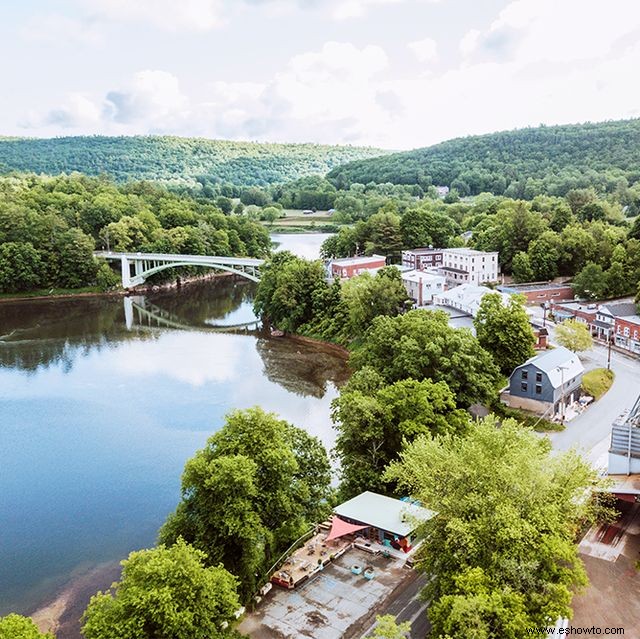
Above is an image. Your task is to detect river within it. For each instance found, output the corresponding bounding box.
[0,233,345,636]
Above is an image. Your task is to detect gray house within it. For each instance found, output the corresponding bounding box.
[503,347,584,416]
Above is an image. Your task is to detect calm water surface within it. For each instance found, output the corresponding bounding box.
[0,234,345,616]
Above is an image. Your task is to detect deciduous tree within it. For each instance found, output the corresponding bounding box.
[82,540,240,639]
[333,367,469,497]
[0,615,53,639]
[555,319,593,352]
[474,293,536,375]
[385,416,612,636]
[351,310,501,407]
[159,408,331,600]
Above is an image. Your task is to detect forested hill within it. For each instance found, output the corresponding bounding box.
[327,119,640,199]
[0,136,387,187]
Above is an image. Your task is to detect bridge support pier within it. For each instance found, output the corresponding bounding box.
[121,256,132,288]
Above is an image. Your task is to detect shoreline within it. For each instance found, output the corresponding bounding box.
[28,561,122,639]
[0,270,239,305]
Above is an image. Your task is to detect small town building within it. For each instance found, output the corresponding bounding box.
[437,248,499,285]
[329,254,387,279]
[433,282,511,318]
[498,281,574,304]
[401,247,444,270]
[552,301,598,329]
[608,395,640,476]
[601,302,640,355]
[333,491,433,549]
[401,269,446,306]
[502,346,584,417]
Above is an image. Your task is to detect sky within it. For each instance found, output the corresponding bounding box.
[2,0,640,150]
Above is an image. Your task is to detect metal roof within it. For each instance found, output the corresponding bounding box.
[513,346,584,389]
[334,491,434,537]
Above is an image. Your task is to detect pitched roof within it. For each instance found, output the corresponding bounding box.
[604,302,639,317]
[334,491,434,537]
[514,346,584,389]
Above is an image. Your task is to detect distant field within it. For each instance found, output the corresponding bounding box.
[271,210,334,227]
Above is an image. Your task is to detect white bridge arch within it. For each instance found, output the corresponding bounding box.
[95,251,265,288]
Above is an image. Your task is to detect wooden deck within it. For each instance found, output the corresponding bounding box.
[271,531,353,589]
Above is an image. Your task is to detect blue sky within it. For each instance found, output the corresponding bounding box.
[2,0,640,149]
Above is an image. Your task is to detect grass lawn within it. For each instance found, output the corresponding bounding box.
[582,368,615,400]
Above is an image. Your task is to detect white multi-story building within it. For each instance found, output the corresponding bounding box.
[401,270,446,306]
[437,248,499,285]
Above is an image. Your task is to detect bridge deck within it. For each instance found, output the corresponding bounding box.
[94,251,264,266]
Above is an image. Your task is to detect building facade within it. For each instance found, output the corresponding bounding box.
[329,255,387,279]
[498,281,574,304]
[503,347,584,416]
[438,248,499,285]
[401,248,443,270]
[401,269,446,306]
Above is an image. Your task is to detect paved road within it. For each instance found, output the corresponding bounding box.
[361,311,640,638]
[359,573,430,639]
[527,307,640,462]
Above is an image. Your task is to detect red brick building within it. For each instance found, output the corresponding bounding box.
[498,281,574,304]
[330,254,387,279]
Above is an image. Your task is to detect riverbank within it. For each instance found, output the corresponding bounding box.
[0,271,239,305]
[29,562,122,639]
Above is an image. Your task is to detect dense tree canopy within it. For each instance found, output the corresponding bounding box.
[159,407,331,600]
[474,293,536,375]
[0,173,270,293]
[0,615,53,639]
[254,254,408,344]
[328,119,640,211]
[350,310,501,407]
[0,136,386,188]
[332,366,468,497]
[82,540,240,639]
[385,416,612,638]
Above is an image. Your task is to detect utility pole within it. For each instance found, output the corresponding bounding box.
[557,364,569,423]
[607,333,613,371]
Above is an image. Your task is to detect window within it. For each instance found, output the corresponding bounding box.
[535,372,542,382]
[535,384,542,394]
[521,382,528,392]
[522,370,528,379]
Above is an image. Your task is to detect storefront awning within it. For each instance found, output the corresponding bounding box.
[325,516,368,541]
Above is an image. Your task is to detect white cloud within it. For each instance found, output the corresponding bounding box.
[89,0,226,31]
[407,37,438,63]
[104,70,188,124]
[459,29,480,57]
[461,0,640,64]
[331,0,440,21]
[21,14,104,46]
[18,0,640,150]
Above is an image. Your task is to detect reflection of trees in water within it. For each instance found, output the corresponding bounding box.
[0,297,152,373]
[255,337,350,399]
[147,278,255,326]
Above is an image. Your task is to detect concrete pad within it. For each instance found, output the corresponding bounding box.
[239,550,411,639]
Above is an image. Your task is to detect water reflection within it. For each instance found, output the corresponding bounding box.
[0,277,348,617]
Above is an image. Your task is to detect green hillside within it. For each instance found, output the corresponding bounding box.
[0,136,388,187]
[328,119,640,199]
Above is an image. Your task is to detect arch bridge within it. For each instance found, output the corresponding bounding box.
[95,251,264,289]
